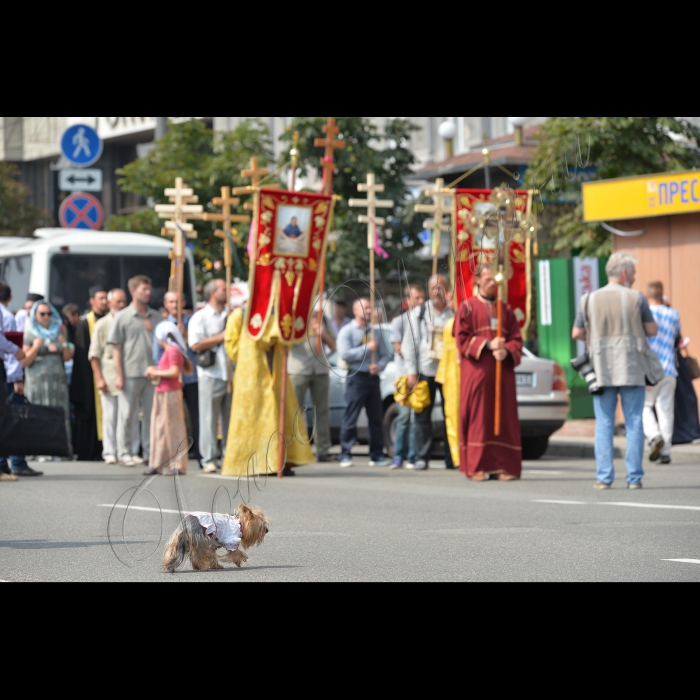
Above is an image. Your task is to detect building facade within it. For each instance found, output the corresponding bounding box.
[1,116,551,223]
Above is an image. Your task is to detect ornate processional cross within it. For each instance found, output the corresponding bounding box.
[414,178,452,277]
[315,117,346,195]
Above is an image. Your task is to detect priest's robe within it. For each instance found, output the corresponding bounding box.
[454,296,523,479]
[71,311,104,461]
[222,308,314,477]
[435,318,461,468]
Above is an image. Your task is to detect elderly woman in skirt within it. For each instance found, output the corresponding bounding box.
[144,322,191,476]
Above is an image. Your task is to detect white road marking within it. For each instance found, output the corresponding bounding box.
[662,559,700,565]
[603,502,700,512]
[98,504,181,515]
[525,471,564,476]
[534,500,588,506]
[534,500,700,513]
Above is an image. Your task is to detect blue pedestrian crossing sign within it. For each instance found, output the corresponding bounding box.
[61,124,103,168]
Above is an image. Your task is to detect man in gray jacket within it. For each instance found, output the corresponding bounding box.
[573,253,662,491]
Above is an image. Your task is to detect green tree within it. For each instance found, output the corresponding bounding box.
[105,118,275,283]
[527,117,700,257]
[279,117,425,287]
[0,162,52,236]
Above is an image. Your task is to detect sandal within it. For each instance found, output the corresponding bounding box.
[0,474,19,482]
[143,468,161,476]
[165,469,186,477]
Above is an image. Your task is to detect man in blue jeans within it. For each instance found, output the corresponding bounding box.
[573,254,662,490]
[337,298,390,469]
[390,285,425,469]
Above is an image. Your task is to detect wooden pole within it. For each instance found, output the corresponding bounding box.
[495,276,504,437]
[314,119,345,356]
[278,135,301,480]
[278,347,289,479]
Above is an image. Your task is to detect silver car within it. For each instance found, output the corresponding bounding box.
[319,326,570,461]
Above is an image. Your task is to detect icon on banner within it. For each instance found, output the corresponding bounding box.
[59,193,104,230]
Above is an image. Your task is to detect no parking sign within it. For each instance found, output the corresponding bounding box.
[59,193,104,230]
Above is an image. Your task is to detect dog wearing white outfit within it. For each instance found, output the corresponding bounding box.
[164,504,269,573]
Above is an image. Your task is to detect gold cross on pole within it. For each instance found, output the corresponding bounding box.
[349,174,394,364]
[315,117,346,195]
[415,178,452,276]
[155,177,203,322]
[233,158,281,212]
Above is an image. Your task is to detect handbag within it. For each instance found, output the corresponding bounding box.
[0,394,70,458]
[682,348,700,381]
[196,349,217,369]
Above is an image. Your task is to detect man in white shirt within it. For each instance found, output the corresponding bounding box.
[189,280,231,474]
[402,276,455,471]
[390,285,425,470]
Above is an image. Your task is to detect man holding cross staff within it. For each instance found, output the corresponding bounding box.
[453,260,523,483]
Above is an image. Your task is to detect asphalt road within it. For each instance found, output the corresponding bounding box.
[1,451,699,582]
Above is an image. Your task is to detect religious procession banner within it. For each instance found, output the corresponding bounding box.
[246,188,334,346]
[453,188,533,331]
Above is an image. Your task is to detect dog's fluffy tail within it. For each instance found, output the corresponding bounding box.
[163,516,200,574]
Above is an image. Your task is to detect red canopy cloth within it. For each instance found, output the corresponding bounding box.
[454,295,523,479]
[453,189,530,331]
[246,188,333,346]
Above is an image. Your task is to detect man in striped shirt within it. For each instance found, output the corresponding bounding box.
[644,281,681,465]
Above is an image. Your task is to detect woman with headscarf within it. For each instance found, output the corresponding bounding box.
[144,322,191,476]
[22,302,75,458]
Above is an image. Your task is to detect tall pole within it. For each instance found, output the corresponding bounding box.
[155,117,168,140]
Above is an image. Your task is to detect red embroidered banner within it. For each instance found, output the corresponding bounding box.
[246,188,333,345]
[454,188,530,330]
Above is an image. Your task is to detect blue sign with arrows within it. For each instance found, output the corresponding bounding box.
[60,124,103,168]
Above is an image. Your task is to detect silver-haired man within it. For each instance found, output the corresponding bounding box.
[573,253,663,491]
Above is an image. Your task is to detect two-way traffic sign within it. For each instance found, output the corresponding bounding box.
[58,169,103,193]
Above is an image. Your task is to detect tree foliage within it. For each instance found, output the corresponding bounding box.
[105,119,275,283]
[0,163,52,237]
[279,117,425,286]
[526,117,700,257]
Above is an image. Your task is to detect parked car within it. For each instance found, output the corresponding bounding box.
[311,325,570,461]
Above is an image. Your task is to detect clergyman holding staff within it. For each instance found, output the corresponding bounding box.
[453,264,523,482]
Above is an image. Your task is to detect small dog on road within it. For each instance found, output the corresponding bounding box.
[164,505,269,573]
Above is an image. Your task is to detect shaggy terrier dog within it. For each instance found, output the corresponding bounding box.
[164,505,269,573]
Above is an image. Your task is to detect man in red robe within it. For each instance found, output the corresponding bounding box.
[454,265,523,482]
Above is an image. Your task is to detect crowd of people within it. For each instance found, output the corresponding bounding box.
[1,252,697,487]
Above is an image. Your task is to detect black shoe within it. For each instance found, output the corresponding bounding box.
[661,456,672,465]
[649,436,665,463]
[283,468,296,477]
[12,467,44,478]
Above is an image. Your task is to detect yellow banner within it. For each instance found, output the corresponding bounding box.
[583,171,700,222]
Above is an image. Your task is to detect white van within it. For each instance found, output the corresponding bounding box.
[0,229,197,313]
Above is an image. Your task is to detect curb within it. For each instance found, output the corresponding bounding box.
[546,440,622,460]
